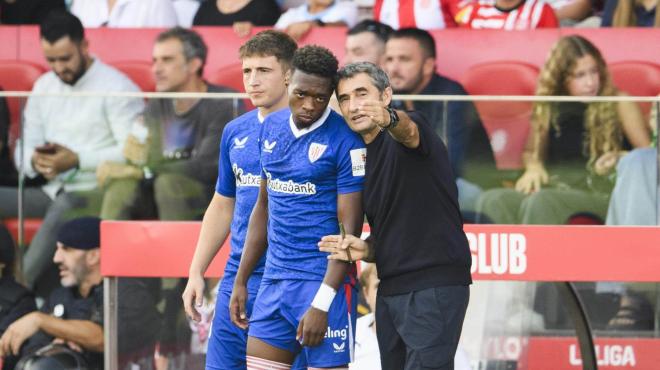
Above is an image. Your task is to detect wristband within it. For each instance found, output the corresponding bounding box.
[311,283,337,312]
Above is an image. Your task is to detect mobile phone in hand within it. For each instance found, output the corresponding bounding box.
[35,143,56,155]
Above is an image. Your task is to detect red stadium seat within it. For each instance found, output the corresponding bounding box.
[610,61,660,118]
[4,218,43,246]
[207,63,254,110]
[111,60,156,92]
[462,61,539,170]
[0,61,46,151]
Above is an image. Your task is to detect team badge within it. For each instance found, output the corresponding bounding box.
[308,143,328,163]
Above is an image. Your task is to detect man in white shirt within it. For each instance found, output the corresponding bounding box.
[0,10,143,295]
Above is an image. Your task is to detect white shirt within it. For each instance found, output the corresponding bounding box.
[275,1,359,29]
[71,0,178,28]
[350,313,381,370]
[172,0,202,27]
[17,58,144,198]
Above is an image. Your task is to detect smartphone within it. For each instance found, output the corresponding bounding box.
[35,144,56,155]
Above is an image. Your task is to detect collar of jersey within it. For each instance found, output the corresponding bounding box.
[288,107,331,139]
[257,111,265,123]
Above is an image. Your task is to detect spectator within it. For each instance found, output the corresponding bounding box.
[455,0,559,29]
[0,0,65,25]
[383,28,493,213]
[193,0,281,38]
[344,20,393,66]
[0,225,36,370]
[97,27,239,222]
[275,0,359,40]
[374,0,460,29]
[546,0,595,25]
[476,35,651,225]
[70,0,178,28]
[0,217,161,370]
[601,0,659,27]
[172,0,202,27]
[0,10,143,295]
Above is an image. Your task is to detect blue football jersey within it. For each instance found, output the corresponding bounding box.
[259,107,366,281]
[216,109,269,291]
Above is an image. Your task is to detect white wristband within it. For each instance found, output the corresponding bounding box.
[311,283,337,312]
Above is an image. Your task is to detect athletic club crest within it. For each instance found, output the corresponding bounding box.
[308,143,327,163]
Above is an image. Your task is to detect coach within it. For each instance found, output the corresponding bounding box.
[319,62,472,370]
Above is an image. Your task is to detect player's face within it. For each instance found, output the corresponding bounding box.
[241,55,288,109]
[566,55,601,97]
[41,37,88,85]
[288,70,334,128]
[345,32,385,66]
[384,38,428,94]
[337,72,391,136]
[53,243,90,288]
[152,38,198,92]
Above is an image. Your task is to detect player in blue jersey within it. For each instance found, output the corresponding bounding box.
[182,31,298,370]
[229,45,367,370]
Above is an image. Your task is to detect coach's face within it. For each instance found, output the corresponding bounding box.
[337,72,391,138]
[288,69,333,129]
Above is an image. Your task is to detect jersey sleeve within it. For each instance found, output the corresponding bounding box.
[215,125,236,197]
[336,128,366,194]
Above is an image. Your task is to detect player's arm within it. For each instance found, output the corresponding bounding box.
[298,191,363,347]
[183,193,235,321]
[230,180,269,329]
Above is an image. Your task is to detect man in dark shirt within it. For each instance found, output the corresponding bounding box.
[320,62,472,370]
[97,27,241,221]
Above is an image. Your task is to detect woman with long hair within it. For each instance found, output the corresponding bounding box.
[476,35,651,225]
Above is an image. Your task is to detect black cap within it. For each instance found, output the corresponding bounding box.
[56,217,101,250]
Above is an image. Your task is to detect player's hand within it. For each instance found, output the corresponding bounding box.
[0,312,43,357]
[96,161,143,187]
[182,274,206,322]
[229,283,249,329]
[319,234,369,262]
[285,21,314,41]
[594,151,624,176]
[515,164,549,194]
[296,307,328,347]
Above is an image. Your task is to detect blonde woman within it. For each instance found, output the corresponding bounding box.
[602,0,659,27]
[476,35,651,225]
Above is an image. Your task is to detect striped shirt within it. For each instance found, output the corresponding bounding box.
[455,0,559,30]
[374,0,460,29]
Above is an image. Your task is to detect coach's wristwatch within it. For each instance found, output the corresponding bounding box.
[382,106,399,130]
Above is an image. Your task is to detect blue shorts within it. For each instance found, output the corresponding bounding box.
[248,279,357,368]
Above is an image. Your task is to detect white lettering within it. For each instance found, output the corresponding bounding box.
[568,344,636,367]
[264,172,316,195]
[466,233,528,275]
[324,325,348,341]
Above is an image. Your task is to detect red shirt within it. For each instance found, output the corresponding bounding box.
[374,0,460,29]
[455,0,559,30]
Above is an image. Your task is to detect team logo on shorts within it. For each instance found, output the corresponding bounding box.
[233,136,248,149]
[308,143,327,163]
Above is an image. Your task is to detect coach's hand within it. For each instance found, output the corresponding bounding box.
[297,307,327,347]
[229,283,249,329]
[182,274,205,322]
[318,234,370,262]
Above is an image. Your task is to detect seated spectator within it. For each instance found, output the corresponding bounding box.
[0,226,36,370]
[0,0,65,25]
[70,0,178,28]
[97,27,239,222]
[601,0,659,27]
[546,0,595,25]
[275,0,359,40]
[476,35,651,225]
[0,11,143,295]
[455,0,559,29]
[0,217,161,370]
[344,20,393,66]
[374,0,460,29]
[193,0,281,38]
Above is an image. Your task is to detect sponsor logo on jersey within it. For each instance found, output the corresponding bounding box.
[263,139,277,153]
[232,164,260,187]
[350,148,367,176]
[308,143,328,163]
[233,136,248,149]
[265,171,316,195]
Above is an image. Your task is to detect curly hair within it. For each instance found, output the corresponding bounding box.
[533,35,623,167]
[291,45,339,88]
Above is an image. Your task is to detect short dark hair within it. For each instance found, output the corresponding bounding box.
[291,45,339,88]
[156,27,208,76]
[337,62,390,94]
[40,10,84,44]
[347,20,393,44]
[239,30,298,70]
[389,28,436,59]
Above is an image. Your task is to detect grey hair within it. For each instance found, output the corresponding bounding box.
[156,27,208,76]
[337,62,390,93]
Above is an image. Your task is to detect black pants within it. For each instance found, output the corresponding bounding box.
[376,285,469,370]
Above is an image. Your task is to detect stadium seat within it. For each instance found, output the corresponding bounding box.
[207,63,254,110]
[112,60,156,92]
[610,61,660,118]
[462,61,539,170]
[0,61,46,151]
[4,218,43,247]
